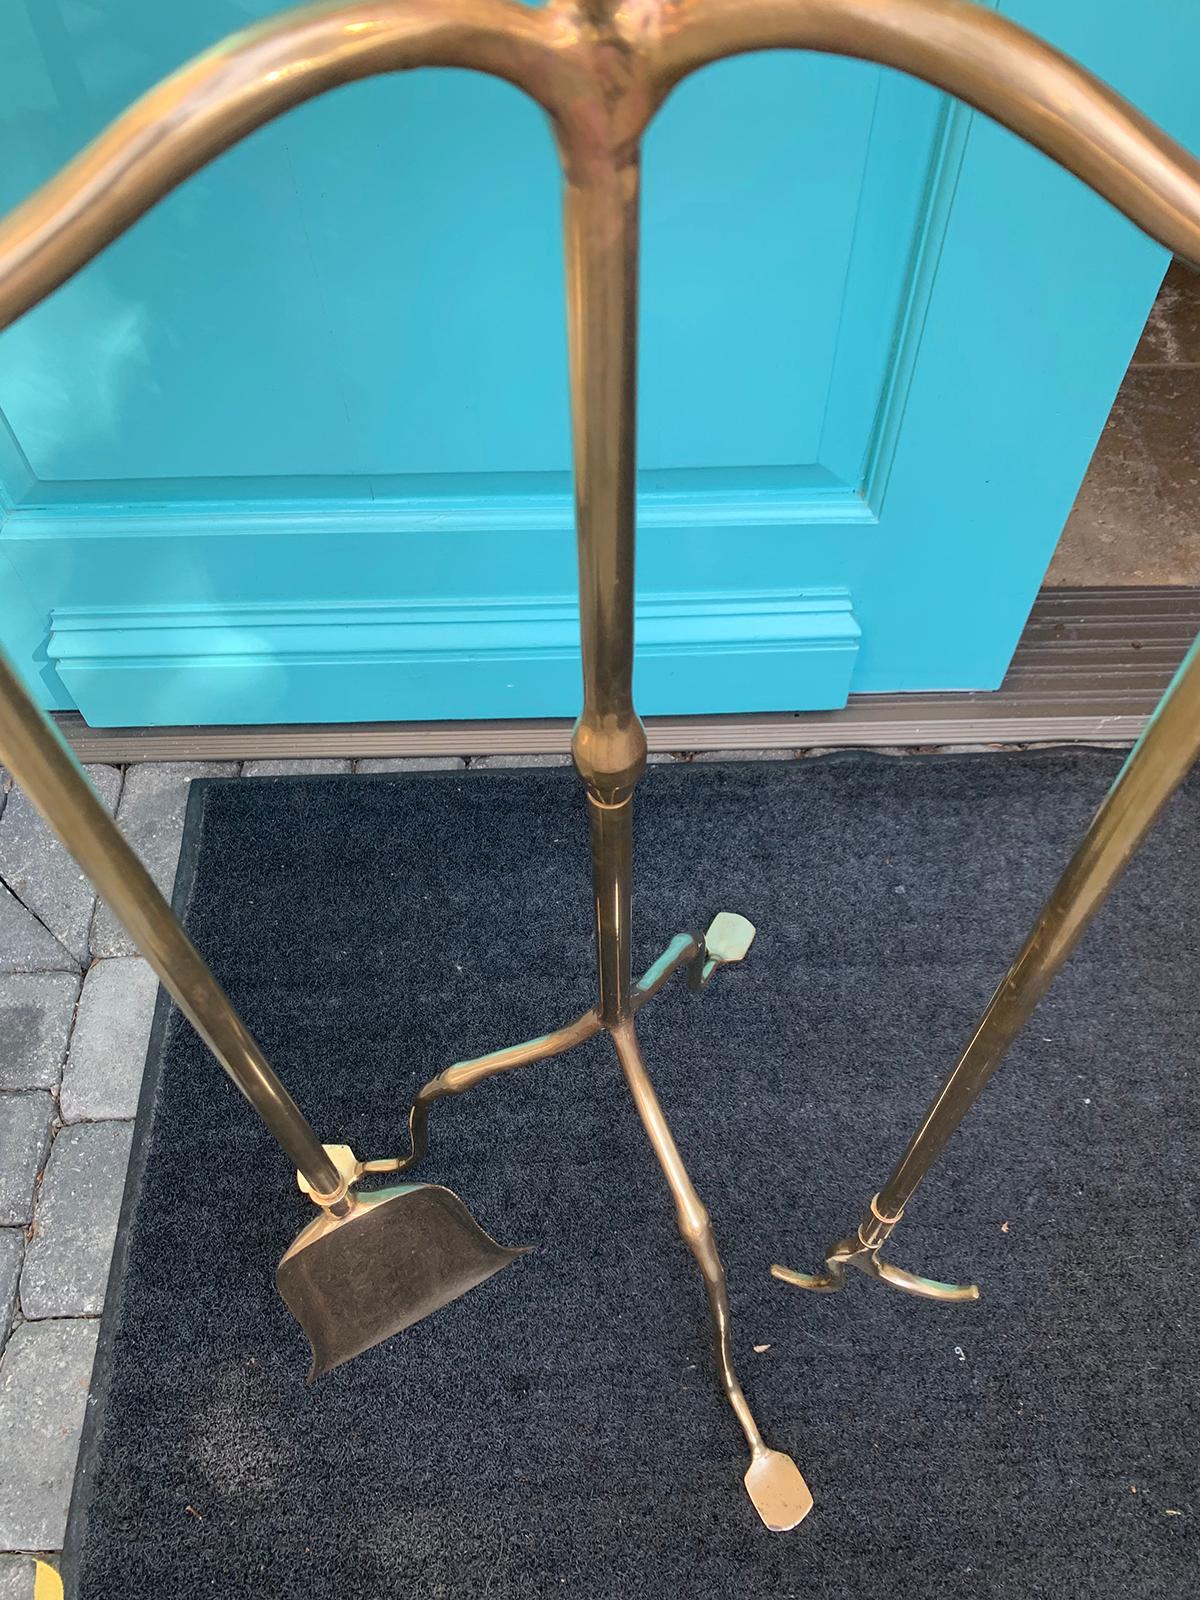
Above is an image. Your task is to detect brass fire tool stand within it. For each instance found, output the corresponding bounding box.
[1,0,1199,1533]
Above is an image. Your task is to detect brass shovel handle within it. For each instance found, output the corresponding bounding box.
[0,655,347,1206]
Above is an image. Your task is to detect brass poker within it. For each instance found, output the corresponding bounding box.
[773,636,1200,1302]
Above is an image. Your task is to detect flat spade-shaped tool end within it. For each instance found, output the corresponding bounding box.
[744,1447,814,1532]
[276,1182,529,1379]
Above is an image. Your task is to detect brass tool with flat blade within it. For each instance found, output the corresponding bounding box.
[279,1184,528,1378]
[2,0,1200,1534]
[0,652,526,1372]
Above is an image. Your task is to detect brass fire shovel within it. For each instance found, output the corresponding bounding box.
[285,1147,527,1376]
[0,656,525,1375]
[279,1186,525,1378]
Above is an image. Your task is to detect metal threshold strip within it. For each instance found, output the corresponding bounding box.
[57,586,1199,763]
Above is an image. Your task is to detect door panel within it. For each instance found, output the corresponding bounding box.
[0,1,1196,724]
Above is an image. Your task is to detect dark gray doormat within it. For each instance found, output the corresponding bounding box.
[64,753,1198,1598]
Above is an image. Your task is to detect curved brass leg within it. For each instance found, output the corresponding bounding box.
[383,912,756,1184]
[771,1195,979,1303]
[632,932,705,1009]
[380,1009,602,1175]
[611,1020,811,1531]
[631,914,757,1012]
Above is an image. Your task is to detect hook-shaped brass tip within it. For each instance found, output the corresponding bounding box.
[771,1196,980,1302]
[770,1256,848,1294]
[771,1246,979,1303]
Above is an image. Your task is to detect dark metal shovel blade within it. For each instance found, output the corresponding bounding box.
[276,1182,528,1379]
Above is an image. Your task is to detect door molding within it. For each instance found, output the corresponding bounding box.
[47,586,860,726]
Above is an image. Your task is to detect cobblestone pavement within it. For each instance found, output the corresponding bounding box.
[0,742,1106,1589]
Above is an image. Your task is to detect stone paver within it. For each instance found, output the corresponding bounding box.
[0,975,80,1092]
[0,1096,54,1228]
[0,1319,98,1551]
[0,1232,21,1352]
[470,753,572,768]
[89,763,236,957]
[357,756,467,772]
[0,890,76,977]
[243,758,351,776]
[60,959,158,1123]
[20,1123,133,1319]
[0,1555,35,1599]
[0,768,120,965]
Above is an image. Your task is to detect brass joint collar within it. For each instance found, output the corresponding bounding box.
[858,1193,903,1249]
[309,1172,350,1210]
[588,791,633,812]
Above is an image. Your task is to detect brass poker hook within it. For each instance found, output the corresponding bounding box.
[1,0,1199,1530]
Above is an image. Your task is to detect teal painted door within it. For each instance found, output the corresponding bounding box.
[0,2,1197,725]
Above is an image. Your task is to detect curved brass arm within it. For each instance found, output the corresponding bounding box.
[0,0,565,334]
[2,0,1199,344]
[654,0,1200,267]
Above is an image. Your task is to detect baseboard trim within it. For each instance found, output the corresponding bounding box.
[49,589,860,726]
[55,586,1195,760]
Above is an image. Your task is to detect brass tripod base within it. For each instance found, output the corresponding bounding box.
[770,1195,980,1304]
[315,912,808,1531]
